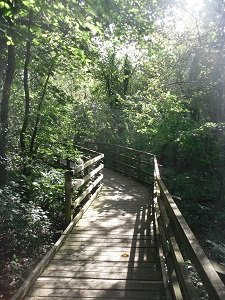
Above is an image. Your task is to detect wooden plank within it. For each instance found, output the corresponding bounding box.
[41,269,162,280]
[26,288,165,299]
[14,168,165,300]
[71,229,154,235]
[11,184,103,300]
[62,241,156,247]
[54,249,159,262]
[76,217,154,224]
[25,297,163,300]
[45,262,161,272]
[65,235,156,242]
[32,278,164,290]
[75,222,153,228]
[50,259,160,269]
[62,240,156,247]
[67,234,155,241]
[57,248,158,256]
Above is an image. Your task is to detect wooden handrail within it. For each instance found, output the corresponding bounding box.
[11,149,104,300]
[81,142,225,299]
[64,150,104,226]
[84,142,154,185]
[154,156,225,300]
[85,141,154,157]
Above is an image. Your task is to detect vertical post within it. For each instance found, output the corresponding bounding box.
[66,157,70,169]
[115,145,119,171]
[83,165,90,200]
[65,170,73,226]
[137,152,142,181]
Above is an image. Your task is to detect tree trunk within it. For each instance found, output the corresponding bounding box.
[20,38,31,152]
[0,45,15,186]
[0,37,7,90]
[29,57,56,155]
[123,55,131,96]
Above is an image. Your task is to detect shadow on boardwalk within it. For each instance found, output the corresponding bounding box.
[26,168,165,300]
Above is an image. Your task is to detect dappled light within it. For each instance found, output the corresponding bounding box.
[1,0,225,298]
[26,168,165,299]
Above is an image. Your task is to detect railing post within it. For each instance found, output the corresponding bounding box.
[65,170,73,226]
[115,145,119,171]
[66,157,70,169]
[137,152,142,181]
[83,165,91,200]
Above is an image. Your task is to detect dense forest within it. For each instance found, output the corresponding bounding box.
[0,0,225,298]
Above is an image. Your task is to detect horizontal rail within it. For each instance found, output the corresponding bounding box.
[72,174,103,207]
[73,163,104,190]
[117,153,136,161]
[76,144,101,156]
[85,142,154,185]
[154,156,225,300]
[86,141,154,157]
[74,154,104,175]
[115,144,154,156]
[65,150,104,226]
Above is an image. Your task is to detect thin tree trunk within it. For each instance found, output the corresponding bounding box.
[29,57,56,155]
[123,55,131,96]
[0,37,7,90]
[20,39,31,152]
[0,45,15,186]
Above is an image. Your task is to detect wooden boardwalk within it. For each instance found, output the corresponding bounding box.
[25,168,166,300]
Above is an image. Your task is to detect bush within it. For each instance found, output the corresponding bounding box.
[0,185,53,296]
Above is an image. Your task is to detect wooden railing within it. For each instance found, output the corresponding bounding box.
[84,142,154,185]
[60,146,104,226]
[83,142,225,300]
[11,147,104,300]
[154,156,225,300]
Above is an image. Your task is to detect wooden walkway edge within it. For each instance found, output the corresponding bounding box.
[12,168,166,300]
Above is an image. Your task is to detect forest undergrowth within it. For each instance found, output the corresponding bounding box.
[0,156,66,299]
[1,0,225,298]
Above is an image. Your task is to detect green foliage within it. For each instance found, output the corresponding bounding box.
[1,0,225,295]
[0,156,66,295]
[0,184,53,269]
[27,161,65,229]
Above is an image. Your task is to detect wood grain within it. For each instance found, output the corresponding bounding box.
[24,168,165,299]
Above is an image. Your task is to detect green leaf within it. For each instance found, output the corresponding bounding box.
[22,0,35,7]
[0,1,10,9]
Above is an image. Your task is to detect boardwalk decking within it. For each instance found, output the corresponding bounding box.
[25,168,166,300]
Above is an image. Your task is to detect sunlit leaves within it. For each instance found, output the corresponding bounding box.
[0,1,10,9]
[22,0,35,8]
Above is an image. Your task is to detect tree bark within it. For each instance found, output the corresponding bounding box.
[29,57,56,155]
[0,44,15,186]
[20,34,32,152]
[0,37,7,90]
[123,55,131,96]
